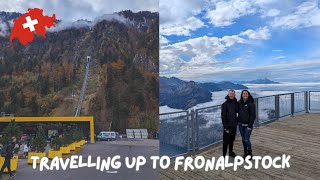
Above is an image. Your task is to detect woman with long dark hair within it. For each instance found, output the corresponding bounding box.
[238,90,256,158]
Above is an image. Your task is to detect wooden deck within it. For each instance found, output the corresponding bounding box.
[160,113,320,180]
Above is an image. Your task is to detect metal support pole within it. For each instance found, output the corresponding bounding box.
[275,95,280,120]
[191,110,195,155]
[187,111,190,152]
[254,98,259,127]
[309,91,311,111]
[305,91,309,113]
[89,117,95,143]
[291,93,294,116]
[195,110,199,151]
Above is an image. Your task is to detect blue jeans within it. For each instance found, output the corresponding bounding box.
[239,124,252,152]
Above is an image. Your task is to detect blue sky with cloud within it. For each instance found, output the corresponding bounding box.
[160,0,320,82]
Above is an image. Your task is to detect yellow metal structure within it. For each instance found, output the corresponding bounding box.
[80,140,86,145]
[48,149,62,159]
[60,146,71,154]
[69,143,76,151]
[0,156,18,172]
[28,152,46,164]
[75,142,81,148]
[0,116,95,143]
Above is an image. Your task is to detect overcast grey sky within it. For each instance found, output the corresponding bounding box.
[0,0,158,21]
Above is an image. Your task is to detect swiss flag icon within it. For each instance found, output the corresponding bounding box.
[10,8,57,46]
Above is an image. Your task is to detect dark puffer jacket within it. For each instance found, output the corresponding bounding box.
[238,99,256,128]
[221,95,239,129]
[5,141,14,158]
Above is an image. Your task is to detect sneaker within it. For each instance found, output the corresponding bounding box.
[229,152,237,158]
[10,173,16,178]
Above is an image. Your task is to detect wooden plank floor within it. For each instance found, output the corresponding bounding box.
[160,113,320,180]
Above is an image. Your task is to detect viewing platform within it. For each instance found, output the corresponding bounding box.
[160,113,320,179]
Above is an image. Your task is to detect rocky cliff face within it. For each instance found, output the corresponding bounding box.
[198,82,222,92]
[171,81,212,109]
[0,11,159,133]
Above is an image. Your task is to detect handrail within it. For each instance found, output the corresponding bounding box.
[160,90,320,158]
[160,110,189,116]
[195,105,221,111]
[160,91,306,115]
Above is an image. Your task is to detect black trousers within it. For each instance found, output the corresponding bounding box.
[222,127,237,156]
[0,157,12,176]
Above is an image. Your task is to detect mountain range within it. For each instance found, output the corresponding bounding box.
[0,10,159,133]
[198,81,248,91]
[160,77,248,109]
[234,78,280,84]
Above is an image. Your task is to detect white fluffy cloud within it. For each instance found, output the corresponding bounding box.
[159,0,286,36]
[271,1,320,29]
[205,0,256,27]
[204,0,283,27]
[160,27,271,75]
[160,0,205,36]
[161,36,224,74]
[204,0,314,28]
[160,35,170,45]
[160,0,202,24]
[239,26,271,40]
[160,16,205,36]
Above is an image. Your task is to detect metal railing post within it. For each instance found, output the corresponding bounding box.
[191,109,195,155]
[195,110,199,152]
[275,95,280,120]
[291,93,294,116]
[308,91,311,111]
[187,111,190,152]
[254,98,259,127]
[305,91,309,113]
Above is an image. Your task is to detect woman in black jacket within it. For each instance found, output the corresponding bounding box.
[0,138,16,178]
[238,90,256,158]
